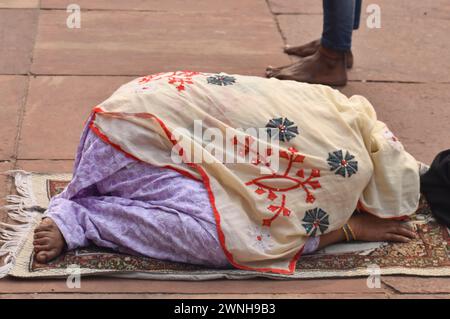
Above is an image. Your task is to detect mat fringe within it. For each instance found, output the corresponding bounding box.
[0,171,42,278]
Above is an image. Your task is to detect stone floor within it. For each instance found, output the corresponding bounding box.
[0,0,449,298]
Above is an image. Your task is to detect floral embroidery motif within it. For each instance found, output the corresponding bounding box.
[302,208,329,236]
[139,71,201,92]
[327,150,358,178]
[206,74,236,86]
[265,117,299,142]
[302,208,330,236]
[248,225,274,251]
[240,140,321,227]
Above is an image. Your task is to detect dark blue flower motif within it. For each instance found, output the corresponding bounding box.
[302,208,329,236]
[327,150,358,178]
[265,117,299,142]
[206,74,236,86]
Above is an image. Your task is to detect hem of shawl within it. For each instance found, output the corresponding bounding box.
[356,200,411,220]
[88,106,304,275]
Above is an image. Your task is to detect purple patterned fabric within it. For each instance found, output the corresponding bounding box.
[45,120,318,268]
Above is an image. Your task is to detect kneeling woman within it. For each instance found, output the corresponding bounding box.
[33,72,419,274]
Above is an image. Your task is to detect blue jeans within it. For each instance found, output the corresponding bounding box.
[321,0,362,51]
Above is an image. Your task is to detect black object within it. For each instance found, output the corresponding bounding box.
[420,149,450,228]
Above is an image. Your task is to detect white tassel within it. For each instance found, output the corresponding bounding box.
[0,171,41,278]
[2,170,35,205]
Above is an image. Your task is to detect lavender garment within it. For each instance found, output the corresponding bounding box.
[45,122,319,268]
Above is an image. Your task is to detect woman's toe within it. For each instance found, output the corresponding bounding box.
[35,251,48,263]
[33,244,49,252]
[265,67,277,77]
[33,238,50,246]
[274,71,293,81]
[34,225,51,233]
[266,68,281,78]
[34,231,53,240]
[266,64,292,77]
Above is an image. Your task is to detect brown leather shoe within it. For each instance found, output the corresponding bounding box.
[284,39,354,69]
[266,45,348,86]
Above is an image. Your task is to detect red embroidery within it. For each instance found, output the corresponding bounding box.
[233,135,275,173]
[139,71,201,92]
[245,146,322,227]
[263,195,290,226]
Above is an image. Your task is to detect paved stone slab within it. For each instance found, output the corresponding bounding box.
[0,0,39,8]
[0,76,28,160]
[41,0,269,14]
[277,14,450,82]
[15,160,74,172]
[342,82,450,163]
[390,294,450,299]
[0,9,38,74]
[0,292,389,299]
[31,10,289,76]
[269,0,321,14]
[269,0,450,19]
[383,277,450,294]
[0,277,389,294]
[18,76,134,159]
[340,83,450,164]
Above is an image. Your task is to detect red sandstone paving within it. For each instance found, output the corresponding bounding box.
[0,293,391,299]
[31,10,290,76]
[0,277,389,295]
[383,277,450,294]
[341,83,450,164]
[0,9,38,74]
[0,76,28,160]
[0,0,38,8]
[15,159,74,172]
[18,76,134,160]
[268,0,322,14]
[41,0,270,14]
[3,291,450,298]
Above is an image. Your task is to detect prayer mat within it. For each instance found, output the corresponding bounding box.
[1,171,449,279]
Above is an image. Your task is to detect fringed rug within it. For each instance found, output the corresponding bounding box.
[1,171,450,280]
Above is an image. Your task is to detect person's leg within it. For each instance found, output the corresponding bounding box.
[321,0,356,52]
[284,0,362,57]
[267,0,358,85]
[353,0,363,30]
[33,128,230,267]
[34,194,229,267]
[285,0,360,59]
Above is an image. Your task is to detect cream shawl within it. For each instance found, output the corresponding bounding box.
[89,71,420,274]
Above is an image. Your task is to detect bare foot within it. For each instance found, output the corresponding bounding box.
[266,46,348,86]
[284,39,354,69]
[284,39,321,57]
[348,213,417,243]
[33,218,65,263]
